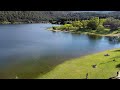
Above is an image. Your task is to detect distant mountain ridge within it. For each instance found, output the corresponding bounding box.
[0,11,71,23]
[0,11,119,23]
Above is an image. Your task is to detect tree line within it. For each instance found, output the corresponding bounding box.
[0,11,120,24]
[52,17,120,35]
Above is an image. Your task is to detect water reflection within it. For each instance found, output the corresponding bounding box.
[87,34,102,40]
[106,36,120,44]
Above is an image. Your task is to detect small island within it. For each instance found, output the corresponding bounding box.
[49,17,120,37]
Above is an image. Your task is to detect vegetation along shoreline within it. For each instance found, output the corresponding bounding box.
[49,17,120,37]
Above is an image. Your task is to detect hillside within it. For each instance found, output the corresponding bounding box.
[0,11,71,23]
[0,11,119,24]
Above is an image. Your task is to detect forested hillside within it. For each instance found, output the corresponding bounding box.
[0,11,72,23]
[0,11,119,24]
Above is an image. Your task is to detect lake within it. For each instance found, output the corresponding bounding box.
[0,23,120,79]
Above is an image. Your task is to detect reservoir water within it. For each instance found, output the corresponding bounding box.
[0,23,120,79]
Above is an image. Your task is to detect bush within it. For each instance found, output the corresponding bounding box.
[72,21,83,29]
[96,25,110,34]
[99,19,106,25]
[52,26,57,30]
[63,24,74,30]
[54,24,74,31]
[81,20,89,28]
[56,26,65,30]
[87,17,100,30]
[97,25,105,31]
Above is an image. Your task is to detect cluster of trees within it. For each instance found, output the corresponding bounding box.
[64,11,120,20]
[103,17,120,31]
[53,17,120,34]
[50,11,120,25]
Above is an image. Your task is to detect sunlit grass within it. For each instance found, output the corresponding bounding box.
[37,48,120,79]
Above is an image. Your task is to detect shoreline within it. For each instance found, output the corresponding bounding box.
[0,22,51,25]
[37,48,120,79]
[48,28,120,37]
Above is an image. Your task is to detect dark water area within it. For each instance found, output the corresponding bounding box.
[0,23,120,79]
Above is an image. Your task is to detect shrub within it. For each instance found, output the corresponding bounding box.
[99,19,106,25]
[96,25,110,34]
[81,20,89,28]
[97,25,105,31]
[56,26,65,30]
[63,24,73,30]
[87,17,100,30]
[72,21,83,29]
[54,24,73,31]
[52,26,57,30]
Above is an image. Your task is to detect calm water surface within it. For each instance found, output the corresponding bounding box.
[0,23,120,79]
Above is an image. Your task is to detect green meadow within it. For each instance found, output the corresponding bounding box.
[37,48,120,79]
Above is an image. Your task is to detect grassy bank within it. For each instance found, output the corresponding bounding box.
[37,48,120,79]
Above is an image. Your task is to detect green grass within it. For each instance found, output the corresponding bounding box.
[37,48,120,79]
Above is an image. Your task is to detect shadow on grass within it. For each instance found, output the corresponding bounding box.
[99,60,117,65]
[110,56,120,60]
[116,64,120,68]
[112,50,120,52]
[110,50,120,60]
